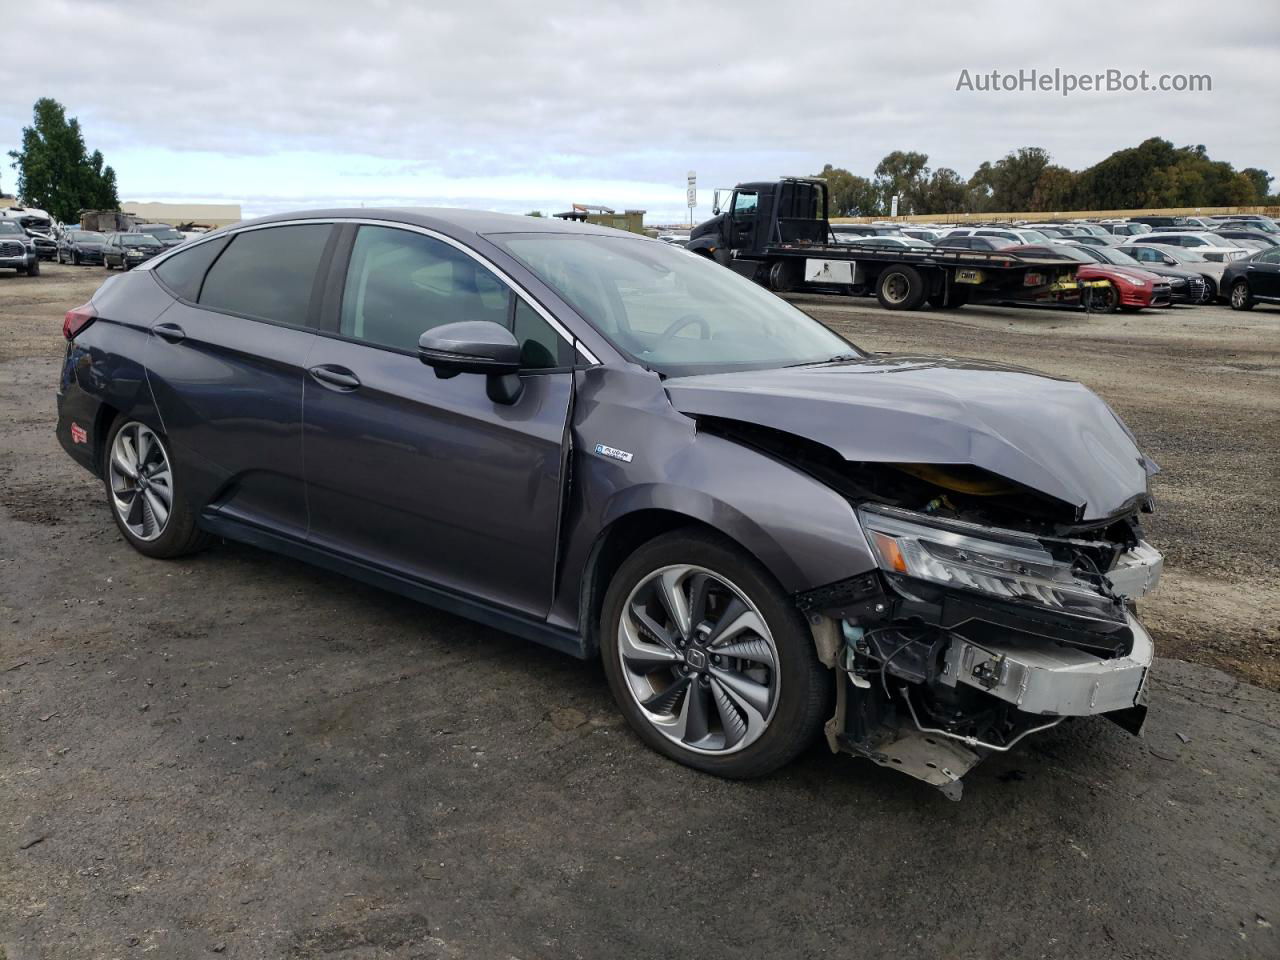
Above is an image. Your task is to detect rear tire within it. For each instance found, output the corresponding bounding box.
[876,265,927,310]
[102,418,211,559]
[600,529,830,779]
[1230,279,1255,311]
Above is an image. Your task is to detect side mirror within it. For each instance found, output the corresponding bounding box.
[712,205,720,216]
[418,320,524,404]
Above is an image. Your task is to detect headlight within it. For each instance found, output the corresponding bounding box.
[1115,275,1145,286]
[857,505,1124,623]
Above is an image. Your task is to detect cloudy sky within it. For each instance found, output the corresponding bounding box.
[3,0,1276,222]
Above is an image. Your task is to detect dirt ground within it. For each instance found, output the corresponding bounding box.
[2,263,1278,959]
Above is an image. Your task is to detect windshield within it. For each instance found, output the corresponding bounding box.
[140,226,183,241]
[1046,246,1095,263]
[122,234,162,247]
[0,221,23,235]
[1020,230,1050,242]
[1092,247,1141,266]
[491,233,859,376]
[70,231,105,242]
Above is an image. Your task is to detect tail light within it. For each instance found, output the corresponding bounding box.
[63,302,98,340]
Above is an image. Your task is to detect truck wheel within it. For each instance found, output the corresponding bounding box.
[876,265,927,310]
[27,259,39,277]
[768,260,795,293]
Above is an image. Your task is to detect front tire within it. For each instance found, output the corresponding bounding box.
[1086,283,1118,313]
[102,418,210,559]
[600,530,829,779]
[27,259,39,277]
[1230,279,1255,311]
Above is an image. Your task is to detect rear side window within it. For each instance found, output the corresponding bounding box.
[198,224,331,326]
[153,236,230,301]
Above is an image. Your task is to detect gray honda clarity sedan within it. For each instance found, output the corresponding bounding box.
[56,209,1163,798]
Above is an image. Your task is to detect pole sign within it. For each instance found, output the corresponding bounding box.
[687,171,696,209]
[891,194,900,218]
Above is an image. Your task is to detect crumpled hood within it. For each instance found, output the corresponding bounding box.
[664,355,1155,521]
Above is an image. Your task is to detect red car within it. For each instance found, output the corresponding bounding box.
[1004,244,1172,311]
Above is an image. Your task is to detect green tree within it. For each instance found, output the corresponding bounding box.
[525,210,544,217]
[986,147,1052,211]
[1029,165,1077,211]
[815,163,879,216]
[1240,168,1272,201]
[919,168,967,214]
[7,98,119,222]
[873,151,931,214]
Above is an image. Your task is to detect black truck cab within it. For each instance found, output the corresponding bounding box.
[689,178,830,262]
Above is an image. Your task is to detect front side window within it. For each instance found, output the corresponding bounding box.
[339,225,572,368]
[198,224,331,326]
[730,192,758,219]
[492,233,857,377]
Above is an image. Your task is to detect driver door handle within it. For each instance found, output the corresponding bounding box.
[153,322,186,343]
[309,364,361,391]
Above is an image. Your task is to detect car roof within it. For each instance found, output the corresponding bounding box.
[221,207,635,241]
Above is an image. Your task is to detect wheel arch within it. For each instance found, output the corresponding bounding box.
[577,505,792,660]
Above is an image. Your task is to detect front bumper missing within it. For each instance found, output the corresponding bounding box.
[940,613,1152,717]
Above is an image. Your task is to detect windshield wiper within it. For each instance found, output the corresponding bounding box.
[785,352,862,368]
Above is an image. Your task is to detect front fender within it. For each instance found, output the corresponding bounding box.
[550,366,875,631]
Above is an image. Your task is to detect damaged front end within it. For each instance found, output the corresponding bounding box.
[800,503,1161,801]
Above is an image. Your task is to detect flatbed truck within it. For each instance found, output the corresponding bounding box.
[686,178,1105,310]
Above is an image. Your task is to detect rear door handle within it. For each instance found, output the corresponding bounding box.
[153,322,186,343]
[308,365,361,391]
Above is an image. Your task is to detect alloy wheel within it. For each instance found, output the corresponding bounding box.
[1231,282,1249,308]
[108,423,174,542]
[617,564,780,755]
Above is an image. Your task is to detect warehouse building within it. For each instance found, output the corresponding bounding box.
[121,201,243,228]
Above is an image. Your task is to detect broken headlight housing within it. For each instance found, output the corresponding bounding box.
[857,504,1124,624]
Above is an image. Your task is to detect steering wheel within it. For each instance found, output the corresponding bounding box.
[653,313,711,346]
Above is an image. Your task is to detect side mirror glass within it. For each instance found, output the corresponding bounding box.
[418,320,524,404]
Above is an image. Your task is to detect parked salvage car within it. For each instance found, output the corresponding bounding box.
[1116,242,1227,301]
[932,234,1015,252]
[1211,227,1278,249]
[1073,244,1210,303]
[102,232,164,269]
[0,218,40,275]
[55,209,1164,799]
[134,223,187,248]
[57,230,108,265]
[1129,232,1251,263]
[832,223,902,240]
[1222,246,1280,310]
[1004,243,1172,311]
[840,235,934,250]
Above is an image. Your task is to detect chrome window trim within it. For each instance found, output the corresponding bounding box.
[142,217,600,366]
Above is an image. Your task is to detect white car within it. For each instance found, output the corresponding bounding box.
[1128,232,1251,264]
[942,226,1051,245]
[840,235,934,250]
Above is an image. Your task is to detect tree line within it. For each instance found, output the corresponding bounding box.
[6,98,120,223]
[817,139,1276,217]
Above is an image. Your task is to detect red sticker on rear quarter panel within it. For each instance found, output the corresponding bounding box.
[70,423,87,444]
